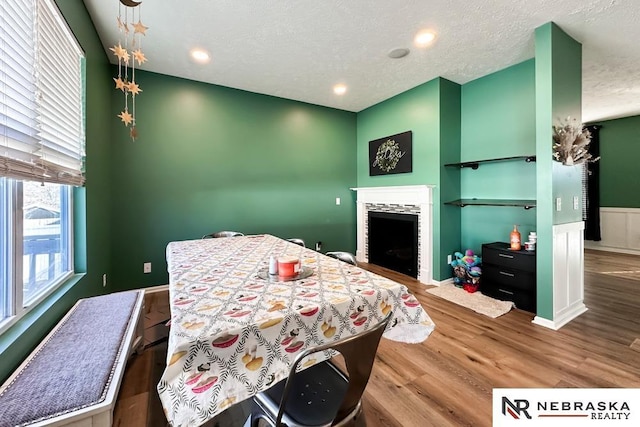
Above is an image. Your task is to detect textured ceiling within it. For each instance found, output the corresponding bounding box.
[82,0,640,122]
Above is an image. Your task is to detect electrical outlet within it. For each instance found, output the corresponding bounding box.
[556,197,562,211]
[573,196,579,210]
[335,197,341,205]
[102,273,107,287]
[447,254,452,264]
[315,241,322,251]
[144,262,152,273]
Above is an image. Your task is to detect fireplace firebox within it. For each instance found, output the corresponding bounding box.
[367,211,418,278]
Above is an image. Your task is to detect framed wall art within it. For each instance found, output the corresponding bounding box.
[368,131,412,176]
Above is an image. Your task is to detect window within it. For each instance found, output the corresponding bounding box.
[0,0,84,329]
[22,181,72,304]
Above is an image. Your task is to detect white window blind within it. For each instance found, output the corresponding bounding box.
[0,1,39,171]
[0,0,85,186]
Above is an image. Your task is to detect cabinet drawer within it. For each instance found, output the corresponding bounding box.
[482,285,536,313]
[482,264,536,292]
[482,242,535,272]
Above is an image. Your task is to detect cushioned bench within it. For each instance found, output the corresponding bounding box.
[0,290,144,427]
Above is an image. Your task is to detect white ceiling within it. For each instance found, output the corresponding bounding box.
[82,0,640,122]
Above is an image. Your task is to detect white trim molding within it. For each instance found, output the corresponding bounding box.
[431,277,453,286]
[584,207,640,256]
[533,221,587,330]
[351,185,434,284]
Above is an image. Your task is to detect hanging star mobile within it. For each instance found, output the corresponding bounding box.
[111,0,148,141]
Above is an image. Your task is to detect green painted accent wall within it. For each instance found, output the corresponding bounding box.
[438,79,462,279]
[356,78,449,279]
[460,60,537,253]
[535,22,582,320]
[549,23,583,226]
[592,115,640,207]
[357,79,441,187]
[109,71,357,290]
[0,0,113,383]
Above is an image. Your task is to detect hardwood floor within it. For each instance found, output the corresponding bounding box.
[113,249,640,426]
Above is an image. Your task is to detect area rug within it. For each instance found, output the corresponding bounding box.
[427,283,514,318]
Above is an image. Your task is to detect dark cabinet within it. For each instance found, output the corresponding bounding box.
[481,242,536,313]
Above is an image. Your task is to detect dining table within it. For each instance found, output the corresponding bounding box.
[158,234,435,427]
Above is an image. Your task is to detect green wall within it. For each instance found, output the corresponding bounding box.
[535,22,583,320]
[356,79,441,188]
[438,80,462,280]
[109,71,357,290]
[356,78,456,280]
[459,60,537,252]
[0,15,593,383]
[592,115,640,207]
[0,0,113,383]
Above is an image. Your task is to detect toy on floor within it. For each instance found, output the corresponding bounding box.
[451,249,482,293]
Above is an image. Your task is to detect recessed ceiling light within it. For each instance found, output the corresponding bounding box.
[333,84,347,95]
[388,48,410,59]
[414,30,436,47]
[190,48,210,64]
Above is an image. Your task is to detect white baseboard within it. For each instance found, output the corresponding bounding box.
[584,242,640,256]
[427,277,453,287]
[532,303,588,330]
[144,284,169,294]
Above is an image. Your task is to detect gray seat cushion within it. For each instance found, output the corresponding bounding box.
[0,291,140,427]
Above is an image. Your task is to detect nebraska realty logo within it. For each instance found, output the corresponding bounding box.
[493,389,639,426]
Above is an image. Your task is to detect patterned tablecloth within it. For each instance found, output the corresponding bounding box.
[158,234,435,426]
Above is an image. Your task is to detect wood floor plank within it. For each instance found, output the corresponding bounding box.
[113,249,640,426]
[114,393,149,427]
[116,349,152,399]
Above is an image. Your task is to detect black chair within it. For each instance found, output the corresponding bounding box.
[325,251,357,266]
[246,312,392,427]
[202,231,244,239]
[286,238,306,247]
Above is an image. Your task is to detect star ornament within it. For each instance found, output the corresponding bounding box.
[133,20,149,35]
[121,49,130,65]
[132,49,147,65]
[118,110,133,126]
[113,77,127,92]
[109,43,129,62]
[127,81,142,96]
[116,16,125,31]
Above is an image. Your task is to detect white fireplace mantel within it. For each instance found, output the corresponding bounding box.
[351,185,434,284]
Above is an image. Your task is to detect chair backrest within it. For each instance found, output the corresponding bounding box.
[325,251,357,266]
[275,312,392,426]
[286,238,306,247]
[202,231,244,239]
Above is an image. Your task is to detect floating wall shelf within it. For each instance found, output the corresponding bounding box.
[444,198,536,210]
[444,155,536,170]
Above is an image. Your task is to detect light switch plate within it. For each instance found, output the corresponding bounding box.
[556,197,562,211]
[573,196,579,210]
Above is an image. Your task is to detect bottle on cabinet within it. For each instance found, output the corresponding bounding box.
[510,225,521,251]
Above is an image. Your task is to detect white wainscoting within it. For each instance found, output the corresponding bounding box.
[533,221,587,330]
[584,207,640,255]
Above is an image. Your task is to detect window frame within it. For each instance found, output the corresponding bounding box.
[0,180,75,335]
[0,0,83,335]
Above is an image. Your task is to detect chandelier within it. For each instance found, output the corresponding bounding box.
[110,0,148,141]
